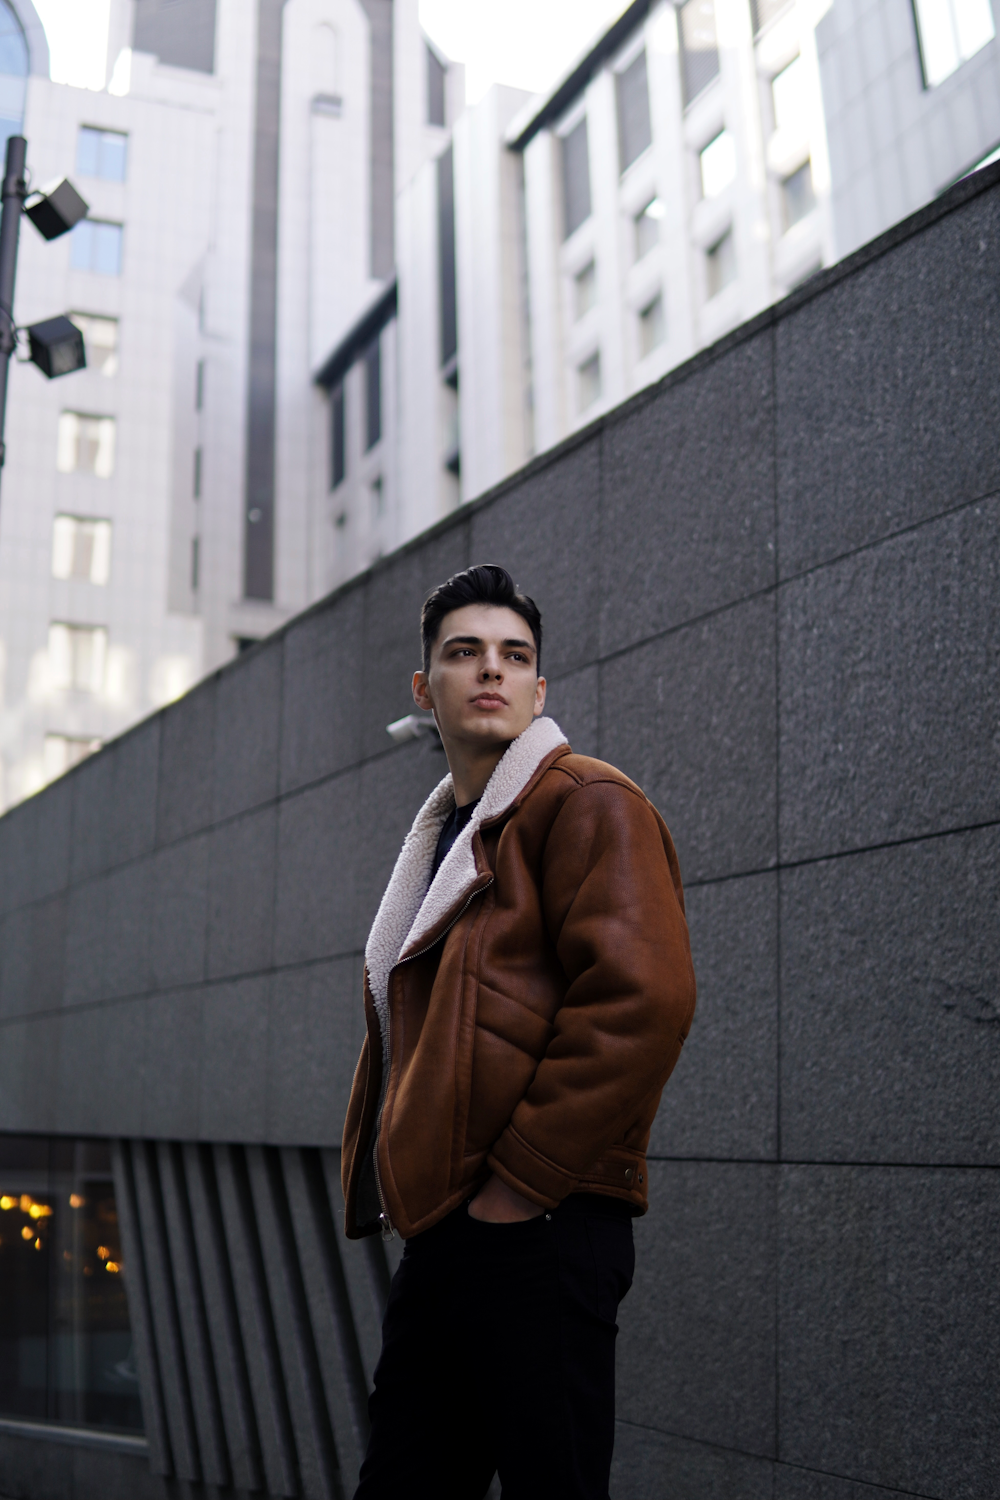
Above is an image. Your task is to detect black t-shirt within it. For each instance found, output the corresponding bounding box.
[430,799,480,882]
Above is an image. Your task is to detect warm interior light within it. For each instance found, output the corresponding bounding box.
[97,1245,110,1260]
[34,1237,42,1250]
[21,1226,33,1241]
[69,1193,85,1209]
[19,1195,33,1212]
[0,1196,15,1210]
[105,1261,120,1273]
[29,1202,52,1219]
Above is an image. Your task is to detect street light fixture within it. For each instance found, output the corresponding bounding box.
[0,135,90,503]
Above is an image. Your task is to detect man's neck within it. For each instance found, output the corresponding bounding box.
[444,738,512,807]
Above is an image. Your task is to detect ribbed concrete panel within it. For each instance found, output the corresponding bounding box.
[213,1143,299,1497]
[110,1140,173,1477]
[129,1142,202,1481]
[282,1147,370,1476]
[155,1142,230,1486]
[182,1142,265,1493]
[246,1146,342,1499]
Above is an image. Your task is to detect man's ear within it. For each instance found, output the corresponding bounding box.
[533,676,547,717]
[412,670,432,711]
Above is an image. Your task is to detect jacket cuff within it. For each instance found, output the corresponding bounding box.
[487,1126,579,1209]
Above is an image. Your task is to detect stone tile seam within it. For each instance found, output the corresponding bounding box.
[644,1156,1000,1171]
[615,1418,945,1500]
[2,478,994,899]
[684,814,1000,891]
[770,308,783,1472]
[0,947,368,1028]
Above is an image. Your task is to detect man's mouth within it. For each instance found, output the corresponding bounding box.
[472,693,508,707]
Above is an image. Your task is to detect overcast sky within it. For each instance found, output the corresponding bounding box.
[32,0,628,104]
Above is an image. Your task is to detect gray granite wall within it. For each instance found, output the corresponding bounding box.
[1,164,999,1499]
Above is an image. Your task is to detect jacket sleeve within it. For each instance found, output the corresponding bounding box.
[486,778,696,1206]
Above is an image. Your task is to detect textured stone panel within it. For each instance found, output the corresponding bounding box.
[148,834,209,990]
[650,872,778,1160]
[600,594,777,884]
[779,497,1000,861]
[267,955,362,1145]
[199,976,270,1140]
[611,1424,774,1500]
[617,1161,777,1456]
[779,1165,1000,1498]
[776,185,1000,575]
[360,523,469,759]
[469,436,601,679]
[103,858,153,1001]
[0,796,32,917]
[0,893,67,1018]
[141,990,203,1138]
[773,1465,920,1499]
[63,876,108,1006]
[274,770,361,967]
[599,331,775,657]
[53,999,145,1136]
[70,715,160,882]
[781,828,1000,1165]
[206,807,277,980]
[0,1014,61,1133]
[212,640,282,821]
[355,742,449,946]
[543,664,598,759]
[155,676,216,845]
[280,583,365,793]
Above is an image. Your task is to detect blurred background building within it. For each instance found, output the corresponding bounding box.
[0,0,998,810]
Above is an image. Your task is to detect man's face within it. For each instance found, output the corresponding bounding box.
[412,604,546,749]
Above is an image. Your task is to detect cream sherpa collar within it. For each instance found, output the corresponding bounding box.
[365,716,568,1058]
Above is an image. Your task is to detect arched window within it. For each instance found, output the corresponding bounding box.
[0,0,28,153]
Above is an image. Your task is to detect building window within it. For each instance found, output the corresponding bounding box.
[634,197,665,261]
[69,313,118,375]
[706,229,737,297]
[771,55,806,132]
[195,358,204,409]
[56,413,116,477]
[751,0,793,34]
[193,447,202,498]
[678,0,720,106]
[700,129,737,198]
[43,733,102,780]
[371,475,385,519]
[427,42,447,126]
[76,126,128,181]
[913,0,995,85]
[574,261,597,320]
[364,337,381,451]
[638,293,666,357]
[781,160,816,229]
[191,535,200,591]
[616,49,651,173]
[331,381,345,487]
[0,1136,142,1431]
[561,117,592,239]
[70,220,123,276]
[51,515,111,584]
[438,145,458,366]
[48,623,108,693]
[577,352,601,412]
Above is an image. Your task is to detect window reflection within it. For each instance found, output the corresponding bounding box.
[0,1136,143,1432]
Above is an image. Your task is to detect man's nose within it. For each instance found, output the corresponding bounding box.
[479,655,503,680]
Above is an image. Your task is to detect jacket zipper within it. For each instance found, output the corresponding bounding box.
[371,874,495,1240]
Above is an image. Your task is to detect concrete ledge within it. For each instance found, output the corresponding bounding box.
[0,1417,148,1455]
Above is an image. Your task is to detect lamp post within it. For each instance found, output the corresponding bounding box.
[0,132,89,512]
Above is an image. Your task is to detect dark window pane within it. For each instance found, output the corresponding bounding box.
[706,228,737,296]
[364,339,381,451]
[678,0,720,106]
[0,1135,143,1431]
[562,117,591,239]
[427,43,446,127]
[331,382,345,487]
[616,50,652,173]
[437,145,457,366]
[781,159,816,229]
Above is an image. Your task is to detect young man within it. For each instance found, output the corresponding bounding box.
[342,564,696,1500]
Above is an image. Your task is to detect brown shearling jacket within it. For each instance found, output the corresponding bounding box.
[341,717,696,1239]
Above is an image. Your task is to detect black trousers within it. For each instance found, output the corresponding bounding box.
[354,1193,635,1500]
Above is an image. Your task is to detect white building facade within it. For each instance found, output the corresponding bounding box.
[0,0,438,809]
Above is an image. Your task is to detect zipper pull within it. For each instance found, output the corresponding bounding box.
[380,1212,396,1241]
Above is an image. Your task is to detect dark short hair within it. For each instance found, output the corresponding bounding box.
[420,564,542,674]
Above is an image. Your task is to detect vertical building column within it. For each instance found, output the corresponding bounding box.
[359,0,395,280]
[244,0,287,601]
